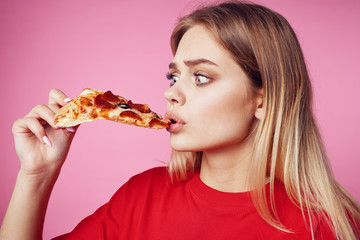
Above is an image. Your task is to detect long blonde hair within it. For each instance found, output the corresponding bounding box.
[168,1,360,239]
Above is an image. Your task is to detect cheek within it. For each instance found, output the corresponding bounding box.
[192,91,256,143]
[199,85,254,124]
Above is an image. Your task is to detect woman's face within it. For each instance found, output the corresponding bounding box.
[165,25,261,153]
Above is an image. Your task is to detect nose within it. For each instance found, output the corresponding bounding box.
[164,84,185,107]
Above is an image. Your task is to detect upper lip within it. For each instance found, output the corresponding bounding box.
[165,111,185,124]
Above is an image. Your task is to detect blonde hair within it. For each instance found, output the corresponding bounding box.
[168,1,360,239]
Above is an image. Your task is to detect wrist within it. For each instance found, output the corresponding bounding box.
[1,168,60,240]
[17,167,60,192]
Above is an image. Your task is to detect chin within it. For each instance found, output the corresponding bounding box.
[170,139,192,152]
[169,140,205,153]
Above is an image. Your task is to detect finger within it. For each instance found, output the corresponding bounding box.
[27,118,52,147]
[57,124,80,145]
[64,126,78,133]
[50,97,72,112]
[48,88,71,107]
[25,104,59,129]
[48,103,61,114]
[13,117,51,146]
[62,125,80,140]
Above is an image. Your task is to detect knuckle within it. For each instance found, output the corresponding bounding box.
[49,88,67,105]
[12,118,22,134]
[25,117,44,134]
[32,104,48,113]
[27,104,56,123]
[49,88,65,100]
[49,88,60,97]
[37,103,47,109]
[25,116,37,125]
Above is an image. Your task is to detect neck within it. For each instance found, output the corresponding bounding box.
[199,137,254,193]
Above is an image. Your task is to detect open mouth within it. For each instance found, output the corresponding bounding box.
[165,112,185,133]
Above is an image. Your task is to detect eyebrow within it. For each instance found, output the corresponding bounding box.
[169,58,219,69]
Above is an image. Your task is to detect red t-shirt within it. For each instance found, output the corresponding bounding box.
[53,167,336,239]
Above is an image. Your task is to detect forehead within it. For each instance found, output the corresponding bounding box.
[173,25,234,66]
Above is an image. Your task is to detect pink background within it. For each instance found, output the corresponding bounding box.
[0,0,359,238]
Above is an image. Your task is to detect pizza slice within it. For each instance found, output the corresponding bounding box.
[54,88,170,129]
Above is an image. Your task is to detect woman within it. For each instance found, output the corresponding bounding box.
[1,1,359,239]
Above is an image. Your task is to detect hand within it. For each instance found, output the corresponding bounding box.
[0,89,78,240]
[12,89,78,181]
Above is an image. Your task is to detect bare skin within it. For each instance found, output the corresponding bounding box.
[0,25,263,240]
[0,89,77,240]
[165,25,263,192]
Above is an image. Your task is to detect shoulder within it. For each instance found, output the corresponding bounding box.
[104,167,171,214]
[113,167,171,198]
[272,181,337,238]
[127,166,170,186]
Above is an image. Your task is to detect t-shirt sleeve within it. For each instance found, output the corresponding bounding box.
[51,181,129,240]
[50,167,168,240]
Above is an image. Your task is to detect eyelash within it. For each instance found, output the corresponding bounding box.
[166,72,178,87]
[194,73,211,86]
[166,72,211,87]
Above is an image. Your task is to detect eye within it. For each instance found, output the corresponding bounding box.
[194,73,211,86]
[166,72,179,87]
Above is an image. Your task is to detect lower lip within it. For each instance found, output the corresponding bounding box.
[166,122,185,133]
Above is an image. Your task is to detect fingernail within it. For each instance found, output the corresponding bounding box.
[64,98,72,103]
[65,127,76,132]
[42,136,52,147]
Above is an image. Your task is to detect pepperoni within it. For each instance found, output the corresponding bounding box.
[94,94,116,109]
[102,91,122,103]
[120,111,142,121]
[127,100,151,113]
[149,118,170,128]
[95,91,151,115]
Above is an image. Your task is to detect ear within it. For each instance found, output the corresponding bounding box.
[254,88,264,120]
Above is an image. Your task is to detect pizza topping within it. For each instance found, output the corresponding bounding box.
[120,111,142,121]
[96,91,150,113]
[89,109,98,118]
[94,95,116,109]
[102,90,122,103]
[79,97,93,107]
[149,118,169,128]
[117,103,130,109]
[127,100,151,113]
